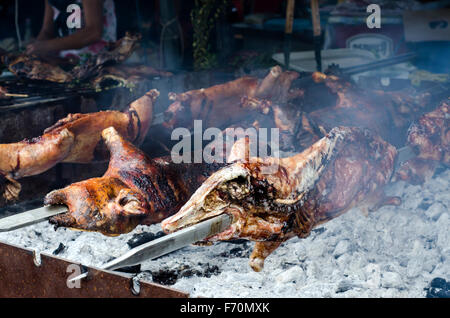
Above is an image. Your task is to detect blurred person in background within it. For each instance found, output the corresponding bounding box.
[26,0,116,63]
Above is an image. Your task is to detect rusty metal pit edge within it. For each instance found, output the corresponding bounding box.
[0,240,189,298]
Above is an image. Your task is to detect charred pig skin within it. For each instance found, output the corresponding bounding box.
[1,54,73,83]
[0,129,75,201]
[299,73,434,149]
[162,127,399,271]
[92,64,173,89]
[0,90,158,201]
[395,99,449,184]
[245,72,434,153]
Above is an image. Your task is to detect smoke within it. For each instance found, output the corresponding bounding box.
[410,42,450,74]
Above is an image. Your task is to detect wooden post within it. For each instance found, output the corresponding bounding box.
[310,0,322,71]
[284,0,296,69]
[285,0,296,36]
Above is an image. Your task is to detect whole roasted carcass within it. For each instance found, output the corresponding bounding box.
[0,89,158,201]
[71,33,142,81]
[163,66,301,130]
[0,86,8,98]
[162,127,400,271]
[1,33,141,83]
[44,127,225,236]
[395,98,449,184]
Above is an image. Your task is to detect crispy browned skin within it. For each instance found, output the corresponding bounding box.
[249,72,434,151]
[45,176,144,235]
[101,65,173,79]
[68,33,142,81]
[0,86,8,98]
[1,33,141,83]
[162,127,399,271]
[395,99,449,184]
[45,127,225,235]
[0,90,158,200]
[95,33,141,65]
[2,54,73,83]
[44,89,157,161]
[163,66,299,130]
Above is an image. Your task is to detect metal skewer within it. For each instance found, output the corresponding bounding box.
[284,0,296,70]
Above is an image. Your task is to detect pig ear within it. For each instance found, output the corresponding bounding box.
[227,135,271,163]
[249,241,283,272]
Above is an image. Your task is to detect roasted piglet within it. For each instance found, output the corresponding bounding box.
[303,73,434,148]
[1,53,73,83]
[45,127,225,235]
[0,129,75,201]
[72,33,141,81]
[395,99,449,184]
[92,64,173,89]
[0,90,158,200]
[163,66,300,130]
[248,72,434,151]
[162,127,399,271]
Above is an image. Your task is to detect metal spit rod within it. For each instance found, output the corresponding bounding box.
[342,52,417,75]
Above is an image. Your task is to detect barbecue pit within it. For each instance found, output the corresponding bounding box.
[0,168,448,297]
[0,70,448,298]
[0,0,449,300]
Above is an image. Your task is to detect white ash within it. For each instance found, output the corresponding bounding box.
[1,170,449,298]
